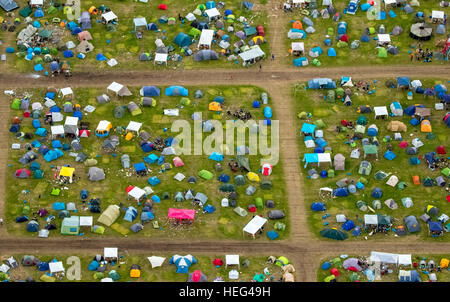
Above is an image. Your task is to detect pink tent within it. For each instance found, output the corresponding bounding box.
[168,208,195,220]
[78,31,92,41]
[173,157,184,167]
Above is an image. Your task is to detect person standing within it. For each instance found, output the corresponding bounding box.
[259,64,262,71]
[271,54,275,60]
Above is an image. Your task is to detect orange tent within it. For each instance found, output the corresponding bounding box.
[420,120,432,132]
[412,175,420,185]
[130,269,141,278]
[209,102,222,112]
[125,132,134,141]
[293,21,303,30]
[88,6,98,14]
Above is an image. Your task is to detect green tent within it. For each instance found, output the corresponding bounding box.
[356,200,368,211]
[0,272,8,281]
[369,27,376,34]
[327,169,335,178]
[234,175,245,185]
[93,272,105,280]
[51,188,61,196]
[337,40,348,48]
[188,28,201,37]
[397,181,407,190]
[442,168,450,178]
[326,90,335,102]
[331,257,342,267]
[220,183,235,192]
[274,222,286,231]
[198,169,213,180]
[39,29,53,39]
[61,216,80,235]
[275,256,289,267]
[314,119,326,129]
[320,228,348,240]
[180,97,191,106]
[196,4,206,10]
[378,48,387,58]
[324,274,336,282]
[11,98,21,110]
[22,205,30,215]
[92,225,105,234]
[254,197,263,208]
[109,270,120,281]
[312,58,321,66]
[47,6,58,14]
[349,272,359,282]
[356,115,367,125]
[363,145,378,158]
[327,27,334,36]
[19,6,32,17]
[335,87,344,98]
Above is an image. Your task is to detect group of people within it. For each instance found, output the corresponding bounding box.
[412,45,434,63]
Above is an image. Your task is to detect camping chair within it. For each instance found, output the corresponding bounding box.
[152,221,159,229]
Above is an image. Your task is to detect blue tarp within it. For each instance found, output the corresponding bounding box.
[301,123,316,134]
[384,151,397,160]
[148,176,161,186]
[134,162,146,172]
[35,128,48,136]
[209,152,224,161]
[266,230,279,240]
[204,204,215,213]
[397,77,410,88]
[52,202,65,211]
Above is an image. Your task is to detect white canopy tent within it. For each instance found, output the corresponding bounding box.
[126,121,142,133]
[198,29,215,48]
[374,106,388,118]
[205,8,220,21]
[291,42,305,52]
[133,17,147,30]
[104,247,118,260]
[225,255,240,268]
[239,46,265,63]
[64,116,79,134]
[96,120,111,132]
[102,11,118,23]
[49,261,65,275]
[60,87,73,98]
[147,256,166,268]
[79,216,93,227]
[51,125,65,138]
[370,251,412,266]
[243,215,267,237]
[364,214,378,225]
[128,186,146,201]
[384,0,396,6]
[377,34,391,44]
[432,10,445,20]
[154,53,168,65]
[107,82,124,95]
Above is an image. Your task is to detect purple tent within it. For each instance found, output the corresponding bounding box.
[343,258,362,271]
[235,31,246,39]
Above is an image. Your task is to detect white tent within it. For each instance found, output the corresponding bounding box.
[185,13,196,21]
[79,216,93,227]
[104,247,118,260]
[51,125,64,138]
[411,80,422,89]
[239,46,265,62]
[64,116,79,134]
[318,153,331,165]
[243,215,267,236]
[398,254,412,266]
[322,0,332,5]
[432,10,445,20]
[364,214,378,225]
[107,82,124,95]
[49,261,65,274]
[126,121,142,133]
[291,42,305,52]
[163,109,179,116]
[60,87,73,98]
[133,17,147,30]
[374,106,388,118]
[147,256,166,268]
[386,175,399,187]
[174,173,185,181]
[225,255,240,268]
[154,53,168,65]
[370,251,398,264]
[102,11,118,23]
[205,8,220,21]
[128,186,146,201]
[30,0,44,6]
[96,120,111,132]
[384,0,396,5]
[336,214,346,222]
[51,112,64,123]
[198,29,214,48]
[377,34,391,44]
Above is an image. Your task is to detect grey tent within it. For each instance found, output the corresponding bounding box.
[409,23,432,41]
[266,200,275,208]
[406,147,418,155]
[75,152,87,163]
[420,214,431,223]
[188,176,197,183]
[88,167,105,181]
[97,94,110,103]
[130,223,143,233]
[121,154,130,168]
[261,180,272,190]
[384,199,398,210]
[114,106,125,118]
[387,45,399,55]
[234,175,246,185]
[22,255,36,266]
[334,154,345,170]
[64,103,73,112]
[139,53,152,61]
[139,131,151,141]
[141,97,155,107]
[0,0,18,12]
[71,140,82,151]
[392,25,403,36]
[405,215,421,233]
[102,139,118,151]
[303,17,314,27]
[79,11,91,29]
[191,112,201,120]
[185,189,195,200]
[195,90,203,98]
[19,151,38,164]
[268,210,285,219]
[350,40,360,49]
[436,24,446,35]
[237,155,250,171]
[174,191,185,202]
[194,192,208,206]
[246,185,256,195]
[194,50,219,61]
[404,4,414,14]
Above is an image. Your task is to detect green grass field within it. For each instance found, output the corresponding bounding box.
[1,0,270,72]
[284,0,450,67]
[6,85,288,241]
[317,254,450,282]
[292,78,450,241]
[1,252,289,282]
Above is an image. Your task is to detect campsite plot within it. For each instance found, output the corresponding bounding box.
[0,252,295,282]
[285,0,449,67]
[6,84,288,241]
[294,77,450,241]
[0,0,269,73]
[318,252,450,282]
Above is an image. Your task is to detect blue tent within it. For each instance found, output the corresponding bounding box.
[174,33,192,47]
[50,61,59,72]
[34,64,44,72]
[141,142,153,153]
[157,156,165,165]
[434,84,447,94]
[49,106,61,113]
[141,211,155,223]
[38,262,49,271]
[53,202,65,211]
[225,9,233,16]
[361,35,370,42]
[44,149,64,162]
[333,187,349,197]
[39,145,49,155]
[96,53,107,61]
[34,8,44,18]
[308,78,336,89]
[371,187,383,198]
[6,47,15,53]
[424,152,435,164]
[35,128,48,137]
[321,262,331,270]
[352,226,361,236]
[337,22,347,34]
[10,124,20,132]
[367,127,378,136]
[252,101,260,108]
[52,140,62,148]
[151,195,161,203]
[63,50,74,58]
[88,261,99,271]
[73,111,82,119]
[30,162,40,171]
[404,104,425,116]
[123,207,138,222]
[342,220,355,231]
[324,38,332,46]
[242,1,254,10]
[327,48,336,57]
[384,151,397,160]
[429,221,443,233]
[293,57,308,67]
[134,162,146,173]
[66,21,78,31]
[169,255,197,273]
[141,86,160,97]
[206,1,216,8]
[315,138,327,148]
[409,157,420,165]
[410,118,420,126]
[209,152,224,161]
[148,176,161,186]
[71,27,82,35]
[311,46,323,55]
[397,77,410,88]
[266,230,279,240]
[147,23,158,30]
[144,153,159,164]
[311,202,326,211]
[399,270,421,282]
[165,85,189,96]
[264,107,272,118]
[218,174,230,182]
[26,221,39,232]
[204,204,215,214]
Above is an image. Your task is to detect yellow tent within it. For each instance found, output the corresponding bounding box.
[59,167,75,177]
[247,172,260,182]
[440,258,449,269]
[252,36,265,44]
[130,269,141,278]
[125,132,134,141]
[420,120,432,132]
[209,102,222,112]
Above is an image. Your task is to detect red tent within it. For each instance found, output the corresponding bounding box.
[447,195,450,203]
[213,258,223,266]
[191,270,202,282]
[330,268,339,276]
[23,110,31,118]
[168,208,195,220]
[437,145,446,154]
[339,34,349,43]
[158,3,167,10]
[399,141,408,148]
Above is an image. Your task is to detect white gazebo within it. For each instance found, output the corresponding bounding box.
[51,125,65,139]
[291,42,304,55]
[79,216,93,227]
[49,261,65,275]
[64,116,79,134]
[102,11,118,23]
[239,46,265,64]
[104,247,118,261]
[374,106,388,119]
[126,121,142,133]
[154,53,168,65]
[198,29,214,49]
[128,186,146,202]
[133,17,147,31]
[205,8,220,21]
[431,10,445,22]
[60,87,73,99]
[377,34,391,45]
[243,215,267,238]
[225,255,240,268]
[364,214,378,226]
